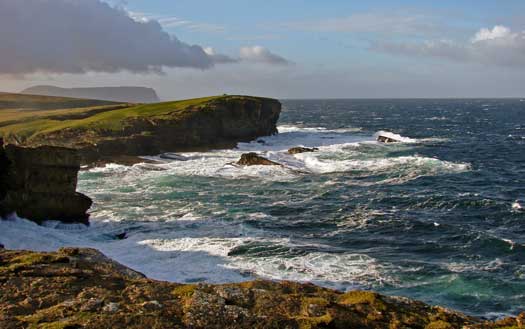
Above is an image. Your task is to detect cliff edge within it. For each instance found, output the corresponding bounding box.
[1,95,281,163]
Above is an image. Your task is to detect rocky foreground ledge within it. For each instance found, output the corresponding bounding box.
[0,248,522,329]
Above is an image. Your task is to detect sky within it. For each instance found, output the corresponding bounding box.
[0,0,524,99]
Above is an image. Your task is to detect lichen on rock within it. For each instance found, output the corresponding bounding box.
[1,247,522,329]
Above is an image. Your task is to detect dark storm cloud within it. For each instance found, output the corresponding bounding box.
[0,0,229,75]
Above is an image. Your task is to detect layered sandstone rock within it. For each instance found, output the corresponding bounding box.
[0,139,92,224]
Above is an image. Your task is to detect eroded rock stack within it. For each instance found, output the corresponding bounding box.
[0,139,92,224]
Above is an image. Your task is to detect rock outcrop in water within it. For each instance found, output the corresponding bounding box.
[22,85,160,103]
[2,247,521,329]
[288,147,319,154]
[0,139,92,224]
[237,153,281,166]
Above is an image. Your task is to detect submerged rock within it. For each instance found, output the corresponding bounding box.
[288,146,319,154]
[115,232,128,240]
[0,247,519,329]
[237,153,281,166]
[159,153,189,161]
[0,139,92,224]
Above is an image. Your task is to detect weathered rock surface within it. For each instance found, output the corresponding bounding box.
[237,153,281,166]
[377,135,400,143]
[1,247,521,329]
[22,85,160,104]
[0,139,92,224]
[288,147,319,154]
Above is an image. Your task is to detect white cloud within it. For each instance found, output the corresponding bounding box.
[375,25,525,68]
[472,25,512,42]
[239,46,291,65]
[129,12,226,33]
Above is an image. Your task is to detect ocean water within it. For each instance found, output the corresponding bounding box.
[1,98,525,318]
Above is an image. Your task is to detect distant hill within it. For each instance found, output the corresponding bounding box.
[21,86,160,103]
[0,92,121,111]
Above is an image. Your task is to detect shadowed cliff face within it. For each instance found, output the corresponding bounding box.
[0,140,92,224]
[33,96,282,162]
[0,139,9,217]
[3,247,521,329]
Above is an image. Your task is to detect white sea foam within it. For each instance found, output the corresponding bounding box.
[86,125,469,184]
[374,130,417,143]
[0,215,391,287]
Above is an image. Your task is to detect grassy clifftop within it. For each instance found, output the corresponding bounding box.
[0,93,281,160]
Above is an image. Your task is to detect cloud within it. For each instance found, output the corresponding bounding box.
[374,25,525,68]
[203,47,238,64]
[0,0,232,75]
[284,13,448,37]
[130,12,226,33]
[239,46,291,65]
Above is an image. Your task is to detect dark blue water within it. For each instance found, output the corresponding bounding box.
[278,99,525,317]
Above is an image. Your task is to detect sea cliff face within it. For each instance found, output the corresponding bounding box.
[1,95,281,163]
[2,247,522,329]
[0,139,92,224]
[37,96,282,160]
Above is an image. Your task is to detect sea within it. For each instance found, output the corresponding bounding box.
[1,98,524,318]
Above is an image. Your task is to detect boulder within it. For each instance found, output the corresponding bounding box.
[287,147,319,154]
[237,153,280,166]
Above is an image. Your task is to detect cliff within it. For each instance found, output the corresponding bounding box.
[22,85,160,104]
[1,95,281,162]
[0,139,92,224]
[2,247,521,329]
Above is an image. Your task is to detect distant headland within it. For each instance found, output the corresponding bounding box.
[21,85,160,103]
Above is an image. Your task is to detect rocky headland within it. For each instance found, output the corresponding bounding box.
[0,94,281,164]
[1,247,523,329]
[0,94,280,223]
